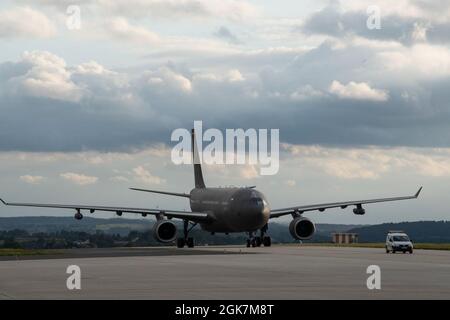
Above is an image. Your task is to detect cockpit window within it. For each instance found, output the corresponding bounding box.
[250,198,264,206]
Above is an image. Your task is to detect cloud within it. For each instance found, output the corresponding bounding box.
[110,175,130,182]
[283,144,450,179]
[95,0,259,21]
[133,166,165,185]
[8,51,83,102]
[74,61,115,76]
[60,172,98,185]
[107,17,160,45]
[240,165,259,179]
[19,175,45,184]
[226,69,244,82]
[0,7,56,38]
[290,85,323,101]
[144,67,193,93]
[378,44,450,78]
[213,26,240,44]
[285,179,296,187]
[329,80,389,101]
[2,34,450,151]
[411,22,429,42]
[300,1,450,47]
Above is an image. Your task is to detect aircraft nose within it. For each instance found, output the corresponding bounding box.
[248,198,266,219]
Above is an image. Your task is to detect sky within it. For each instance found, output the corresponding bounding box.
[0,0,449,224]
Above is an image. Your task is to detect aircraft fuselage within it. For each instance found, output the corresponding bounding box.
[190,187,270,232]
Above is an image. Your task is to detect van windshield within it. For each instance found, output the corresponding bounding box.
[393,235,409,242]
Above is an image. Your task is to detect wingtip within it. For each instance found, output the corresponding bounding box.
[415,186,423,198]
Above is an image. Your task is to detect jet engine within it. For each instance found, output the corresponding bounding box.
[353,204,366,215]
[152,220,177,243]
[289,217,316,240]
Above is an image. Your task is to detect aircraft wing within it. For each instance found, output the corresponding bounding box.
[0,198,211,222]
[270,187,422,219]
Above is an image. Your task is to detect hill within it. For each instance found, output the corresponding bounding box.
[1,217,449,245]
[0,216,358,243]
[348,221,450,243]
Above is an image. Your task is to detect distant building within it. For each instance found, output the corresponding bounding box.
[332,233,359,244]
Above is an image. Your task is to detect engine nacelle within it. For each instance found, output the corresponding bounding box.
[152,220,177,243]
[289,217,316,240]
[353,205,366,215]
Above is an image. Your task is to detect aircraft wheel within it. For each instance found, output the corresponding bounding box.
[176,238,185,248]
[246,240,251,248]
[263,236,272,247]
[255,237,262,247]
[251,239,257,247]
[187,237,195,248]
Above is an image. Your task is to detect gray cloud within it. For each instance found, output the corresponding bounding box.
[2,46,450,151]
[301,4,450,45]
[213,26,240,44]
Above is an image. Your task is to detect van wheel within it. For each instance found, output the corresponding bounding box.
[409,249,413,254]
[385,247,389,253]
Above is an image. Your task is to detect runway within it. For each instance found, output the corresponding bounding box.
[1,245,450,299]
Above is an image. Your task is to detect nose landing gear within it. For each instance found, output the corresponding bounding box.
[246,224,271,247]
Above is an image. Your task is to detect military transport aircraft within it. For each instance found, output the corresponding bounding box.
[0,130,422,248]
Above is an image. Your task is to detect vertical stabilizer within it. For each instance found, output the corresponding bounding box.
[191,129,206,188]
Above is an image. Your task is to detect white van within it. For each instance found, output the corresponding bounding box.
[385,231,413,254]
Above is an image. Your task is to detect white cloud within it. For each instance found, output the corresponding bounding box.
[226,69,245,82]
[74,61,115,76]
[192,69,246,84]
[283,144,450,179]
[340,0,450,24]
[240,165,259,179]
[107,17,160,45]
[95,0,259,21]
[290,85,323,101]
[144,67,192,93]
[110,175,130,182]
[412,22,429,42]
[60,172,98,185]
[9,51,83,102]
[329,80,389,102]
[0,7,56,38]
[378,44,450,78]
[133,166,165,185]
[19,175,45,184]
[285,179,296,187]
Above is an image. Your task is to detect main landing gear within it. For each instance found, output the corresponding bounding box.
[177,220,197,248]
[246,224,271,247]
